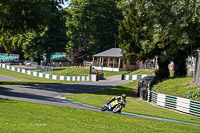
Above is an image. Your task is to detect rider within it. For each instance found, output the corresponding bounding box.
[107,94,126,107]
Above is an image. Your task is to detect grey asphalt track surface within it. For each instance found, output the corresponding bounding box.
[0,75,131,108]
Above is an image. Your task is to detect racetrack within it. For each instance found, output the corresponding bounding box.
[0,75,200,127]
[0,75,131,108]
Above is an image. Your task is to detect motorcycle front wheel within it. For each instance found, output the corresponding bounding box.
[113,104,122,113]
[101,104,107,111]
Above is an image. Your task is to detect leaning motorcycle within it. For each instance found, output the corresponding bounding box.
[101,98,126,113]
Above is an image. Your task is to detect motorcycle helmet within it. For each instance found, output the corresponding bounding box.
[122,94,126,99]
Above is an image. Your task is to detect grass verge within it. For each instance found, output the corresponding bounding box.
[65,82,200,125]
[52,67,129,78]
[53,67,90,76]
[0,98,199,132]
[152,76,200,101]
[102,70,128,78]
[0,68,76,85]
[128,69,155,75]
[53,67,157,78]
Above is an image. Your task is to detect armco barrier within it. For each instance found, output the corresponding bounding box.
[147,90,200,117]
[0,63,97,82]
[138,76,200,117]
[122,74,155,80]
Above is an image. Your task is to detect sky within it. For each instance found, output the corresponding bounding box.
[61,1,70,8]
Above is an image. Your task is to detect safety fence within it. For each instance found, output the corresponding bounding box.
[122,74,155,80]
[147,90,200,117]
[139,63,156,69]
[0,63,97,82]
[25,63,54,74]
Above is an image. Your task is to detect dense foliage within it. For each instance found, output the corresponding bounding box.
[1,0,200,79]
[118,0,200,79]
[0,0,67,64]
[65,0,122,63]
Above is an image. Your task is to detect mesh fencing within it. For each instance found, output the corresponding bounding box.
[26,63,54,74]
[25,61,84,74]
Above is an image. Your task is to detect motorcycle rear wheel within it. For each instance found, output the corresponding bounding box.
[113,104,122,113]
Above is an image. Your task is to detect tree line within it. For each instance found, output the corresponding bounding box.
[0,0,200,80]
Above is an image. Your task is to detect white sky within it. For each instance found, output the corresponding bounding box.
[61,1,70,8]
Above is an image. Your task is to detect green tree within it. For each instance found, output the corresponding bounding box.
[0,0,67,64]
[42,10,67,65]
[118,0,200,80]
[65,0,122,63]
[151,0,200,78]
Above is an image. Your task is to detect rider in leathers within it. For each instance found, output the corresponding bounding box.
[107,94,126,107]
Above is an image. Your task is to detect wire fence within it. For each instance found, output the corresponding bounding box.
[25,63,54,74]
[24,61,84,74]
[139,63,156,69]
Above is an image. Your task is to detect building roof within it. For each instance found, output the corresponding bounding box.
[93,48,123,57]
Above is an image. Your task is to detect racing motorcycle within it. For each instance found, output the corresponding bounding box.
[101,98,126,113]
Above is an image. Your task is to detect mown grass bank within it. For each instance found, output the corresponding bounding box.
[128,69,155,75]
[53,67,90,76]
[0,68,75,85]
[0,98,199,132]
[152,76,200,101]
[53,67,128,78]
[52,67,156,78]
[65,82,200,125]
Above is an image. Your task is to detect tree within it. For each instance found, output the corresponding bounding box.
[151,0,200,78]
[65,0,122,63]
[0,0,68,64]
[118,0,200,80]
[118,0,155,60]
[42,9,67,65]
[0,0,66,32]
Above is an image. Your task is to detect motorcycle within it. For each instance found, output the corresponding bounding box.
[101,98,126,113]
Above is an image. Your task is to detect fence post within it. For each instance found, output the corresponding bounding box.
[147,81,153,102]
[89,64,92,74]
[121,74,124,80]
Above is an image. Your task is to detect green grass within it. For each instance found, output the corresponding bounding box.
[65,82,200,125]
[53,67,129,78]
[0,98,199,132]
[127,69,174,77]
[0,68,200,132]
[53,67,90,76]
[152,76,200,101]
[102,70,128,78]
[128,69,155,75]
[0,68,76,85]
[53,67,158,78]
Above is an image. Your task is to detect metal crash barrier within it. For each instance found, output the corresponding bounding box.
[138,75,200,117]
